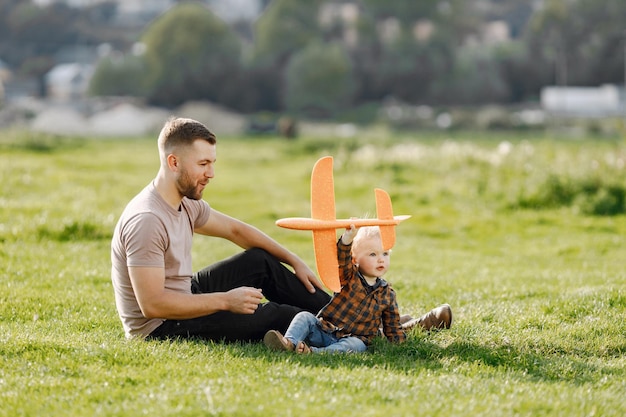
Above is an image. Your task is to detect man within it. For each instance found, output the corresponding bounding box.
[111,117,331,341]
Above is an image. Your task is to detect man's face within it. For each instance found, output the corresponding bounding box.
[174,140,216,200]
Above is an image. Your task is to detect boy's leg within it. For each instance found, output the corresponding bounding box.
[283,311,321,346]
[312,336,367,354]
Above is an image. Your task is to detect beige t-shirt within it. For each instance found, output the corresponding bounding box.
[111,182,211,338]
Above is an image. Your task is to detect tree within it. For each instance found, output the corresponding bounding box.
[563,0,626,86]
[348,1,459,105]
[284,42,354,118]
[141,2,243,107]
[0,2,80,95]
[522,0,626,95]
[254,0,323,65]
[250,0,324,111]
[89,54,148,97]
[360,0,438,25]
[0,0,133,97]
[439,44,510,105]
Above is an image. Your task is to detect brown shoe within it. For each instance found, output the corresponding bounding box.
[402,304,453,331]
[417,304,452,331]
[263,330,294,351]
[399,314,414,325]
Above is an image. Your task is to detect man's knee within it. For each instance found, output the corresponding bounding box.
[244,247,272,264]
[258,302,301,333]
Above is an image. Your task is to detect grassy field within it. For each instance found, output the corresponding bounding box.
[1,128,625,416]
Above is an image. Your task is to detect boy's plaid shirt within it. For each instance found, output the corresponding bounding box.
[316,240,406,345]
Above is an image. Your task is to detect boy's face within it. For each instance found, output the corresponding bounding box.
[353,236,390,279]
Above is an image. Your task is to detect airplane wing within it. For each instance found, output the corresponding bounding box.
[276,156,409,293]
[310,156,340,292]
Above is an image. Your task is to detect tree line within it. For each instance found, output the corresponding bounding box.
[2,0,625,118]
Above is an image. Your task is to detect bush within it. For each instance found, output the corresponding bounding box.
[576,183,626,216]
[515,175,626,216]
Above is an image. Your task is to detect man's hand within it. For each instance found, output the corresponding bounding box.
[292,260,325,293]
[130,266,264,319]
[224,287,264,314]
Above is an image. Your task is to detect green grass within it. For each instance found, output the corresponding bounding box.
[1,128,625,416]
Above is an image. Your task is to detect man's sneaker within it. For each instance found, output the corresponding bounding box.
[402,304,453,331]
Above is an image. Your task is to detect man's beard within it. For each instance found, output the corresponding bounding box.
[176,168,203,200]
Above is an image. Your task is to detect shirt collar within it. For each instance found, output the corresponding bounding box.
[357,271,387,291]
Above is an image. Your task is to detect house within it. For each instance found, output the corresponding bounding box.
[0,59,10,104]
[540,84,624,117]
[45,63,94,101]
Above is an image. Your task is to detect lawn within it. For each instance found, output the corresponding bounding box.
[0,128,625,416]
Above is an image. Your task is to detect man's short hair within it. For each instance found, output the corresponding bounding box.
[158,117,217,154]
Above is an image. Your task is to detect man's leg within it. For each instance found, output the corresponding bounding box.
[193,248,330,313]
[149,301,302,342]
[150,248,331,342]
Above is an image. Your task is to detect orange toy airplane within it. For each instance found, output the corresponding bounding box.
[276,156,410,292]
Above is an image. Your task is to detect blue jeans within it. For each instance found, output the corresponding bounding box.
[284,311,367,353]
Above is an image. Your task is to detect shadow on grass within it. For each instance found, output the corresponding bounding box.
[199,333,623,386]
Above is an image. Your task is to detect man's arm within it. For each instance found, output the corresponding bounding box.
[129,266,263,319]
[195,208,325,293]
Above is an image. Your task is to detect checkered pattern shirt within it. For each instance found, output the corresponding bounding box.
[316,240,406,345]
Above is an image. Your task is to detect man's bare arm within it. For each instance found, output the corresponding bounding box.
[195,209,325,292]
[129,266,263,319]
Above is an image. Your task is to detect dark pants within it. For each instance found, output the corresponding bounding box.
[149,248,331,342]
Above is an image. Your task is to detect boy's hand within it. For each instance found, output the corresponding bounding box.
[341,224,358,245]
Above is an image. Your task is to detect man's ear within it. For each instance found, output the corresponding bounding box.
[167,154,178,171]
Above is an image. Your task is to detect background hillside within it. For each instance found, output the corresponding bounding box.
[1,0,624,119]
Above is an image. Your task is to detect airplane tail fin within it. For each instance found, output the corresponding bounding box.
[375,188,396,250]
[311,156,335,221]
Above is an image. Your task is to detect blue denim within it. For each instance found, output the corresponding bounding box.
[284,311,367,353]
